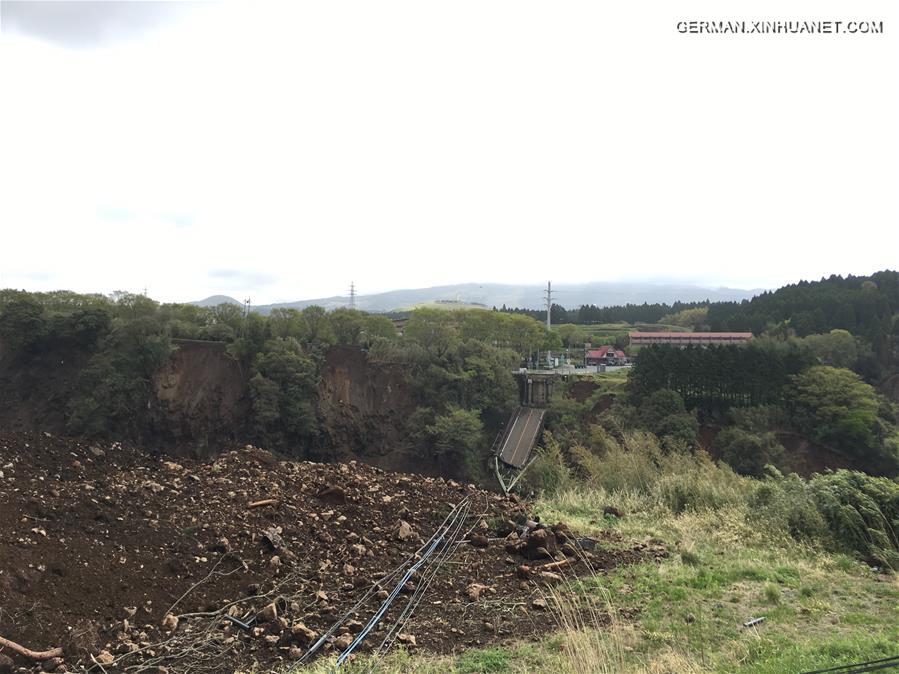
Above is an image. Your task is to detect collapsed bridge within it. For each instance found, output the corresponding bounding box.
[493,372,557,492]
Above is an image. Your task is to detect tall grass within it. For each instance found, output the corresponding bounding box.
[532,430,899,569]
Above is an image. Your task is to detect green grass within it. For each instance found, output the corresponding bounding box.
[289,456,898,674]
[536,491,899,673]
[398,301,490,312]
[291,501,897,674]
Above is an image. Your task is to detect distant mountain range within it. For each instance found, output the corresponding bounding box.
[191,282,763,314]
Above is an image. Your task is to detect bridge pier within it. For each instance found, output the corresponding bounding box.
[517,372,556,406]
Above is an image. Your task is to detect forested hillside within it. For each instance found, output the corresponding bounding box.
[0,291,555,476]
[1,271,898,481]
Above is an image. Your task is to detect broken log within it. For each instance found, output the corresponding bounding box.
[0,634,63,661]
[535,558,574,572]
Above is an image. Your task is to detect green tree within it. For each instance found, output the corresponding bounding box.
[298,305,335,346]
[637,389,698,450]
[801,329,859,369]
[0,298,47,354]
[660,307,709,330]
[405,308,459,356]
[425,405,485,476]
[716,426,784,477]
[330,308,368,346]
[784,366,894,468]
[251,339,319,444]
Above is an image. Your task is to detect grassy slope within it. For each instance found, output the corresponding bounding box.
[297,493,898,674]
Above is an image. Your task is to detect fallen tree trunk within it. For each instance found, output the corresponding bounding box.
[0,634,63,660]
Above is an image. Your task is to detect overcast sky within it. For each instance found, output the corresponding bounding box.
[1,0,897,304]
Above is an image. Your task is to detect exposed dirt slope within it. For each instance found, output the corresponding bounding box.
[149,340,250,452]
[0,432,661,673]
[0,342,421,468]
[314,346,417,471]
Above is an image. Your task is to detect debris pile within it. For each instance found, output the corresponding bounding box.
[0,432,664,672]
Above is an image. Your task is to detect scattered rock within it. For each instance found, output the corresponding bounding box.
[531,597,548,610]
[161,613,179,632]
[469,533,489,548]
[522,528,557,560]
[94,651,115,665]
[291,622,318,646]
[333,634,353,650]
[257,602,278,623]
[394,520,414,541]
[467,583,490,600]
[397,633,417,646]
[603,505,623,518]
[316,485,347,505]
[261,527,284,551]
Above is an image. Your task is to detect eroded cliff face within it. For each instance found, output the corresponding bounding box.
[314,346,418,470]
[0,339,419,465]
[148,340,251,452]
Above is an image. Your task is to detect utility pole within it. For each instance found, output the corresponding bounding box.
[544,281,553,331]
[348,282,357,310]
[544,281,554,369]
[242,298,251,338]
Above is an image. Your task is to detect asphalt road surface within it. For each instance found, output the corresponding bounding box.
[499,407,545,468]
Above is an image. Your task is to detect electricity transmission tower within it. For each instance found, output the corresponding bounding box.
[348,282,357,310]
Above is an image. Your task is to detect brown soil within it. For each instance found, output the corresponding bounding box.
[0,432,662,673]
[149,340,250,453]
[567,381,598,404]
[700,425,863,476]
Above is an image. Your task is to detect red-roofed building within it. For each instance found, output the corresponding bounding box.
[628,331,752,347]
[586,345,628,366]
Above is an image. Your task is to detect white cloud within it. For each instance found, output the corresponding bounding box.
[1,0,897,303]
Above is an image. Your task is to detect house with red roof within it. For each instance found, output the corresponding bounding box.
[586,345,628,366]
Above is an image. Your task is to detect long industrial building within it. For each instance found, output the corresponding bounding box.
[628,331,753,347]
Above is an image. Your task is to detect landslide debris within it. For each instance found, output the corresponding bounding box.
[0,432,664,672]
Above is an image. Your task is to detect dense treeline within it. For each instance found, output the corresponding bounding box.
[0,290,557,475]
[629,343,814,413]
[706,271,899,340]
[500,271,899,377]
[500,301,708,326]
[625,341,899,472]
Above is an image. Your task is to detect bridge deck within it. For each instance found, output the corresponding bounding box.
[498,407,545,469]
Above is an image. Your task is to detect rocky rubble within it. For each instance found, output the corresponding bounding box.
[0,432,665,672]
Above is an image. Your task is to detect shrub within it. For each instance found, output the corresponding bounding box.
[752,473,830,543]
[520,432,571,496]
[716,427,784,477]
[807,470,899,569]
[655,452,748,514]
